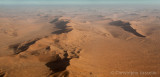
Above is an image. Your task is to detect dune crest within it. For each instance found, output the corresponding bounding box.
[109,20,146,37]
[0,6,160,77]
[0,17,89,77]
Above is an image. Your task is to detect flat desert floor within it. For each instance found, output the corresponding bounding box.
[0,5,160,77]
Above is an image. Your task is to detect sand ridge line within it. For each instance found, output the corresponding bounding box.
[3,17,84,77]
[109,20,146,37]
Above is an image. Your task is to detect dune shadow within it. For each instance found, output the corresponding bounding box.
[50,18,59,23]
[0,72,5,77]
[50,18,72,34]
[109,20,145,37]
[9,39,39,54]
[46,58,70,73]
[46,50,71,75]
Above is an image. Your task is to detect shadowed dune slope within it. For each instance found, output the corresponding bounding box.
[109,20,146,37]
[0,6,160,77]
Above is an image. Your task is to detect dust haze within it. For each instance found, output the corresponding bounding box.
[0,5,160,77]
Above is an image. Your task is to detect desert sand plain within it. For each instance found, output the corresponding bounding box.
[0,5,160,77]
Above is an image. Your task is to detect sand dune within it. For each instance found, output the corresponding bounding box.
[0,17,85,77]
[109,20,146,37]
[0,6,160,77]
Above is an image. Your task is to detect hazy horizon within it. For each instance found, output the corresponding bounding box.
[0,0,160,5]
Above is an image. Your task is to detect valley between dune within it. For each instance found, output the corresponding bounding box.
[0,6,160,77]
